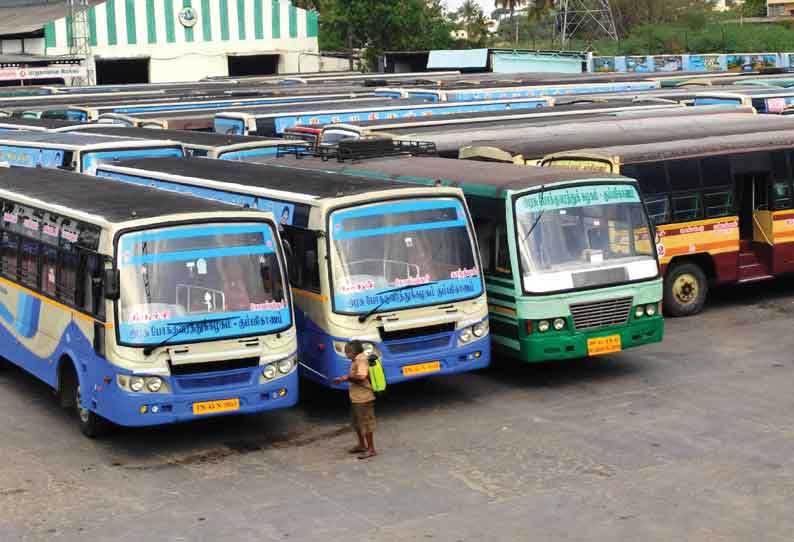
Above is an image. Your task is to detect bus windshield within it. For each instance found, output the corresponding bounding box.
[329,198,483,315]
[117,222,290,346]
[82,146,183,174]
[515,184,658,294]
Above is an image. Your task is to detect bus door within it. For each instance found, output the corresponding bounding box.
[736,172,771,243]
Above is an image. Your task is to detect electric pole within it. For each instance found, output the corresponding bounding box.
[557,0,618,49]
[67,0,95,85]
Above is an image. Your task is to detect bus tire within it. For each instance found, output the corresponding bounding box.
[61,362,112,438]
[664,262,708,317]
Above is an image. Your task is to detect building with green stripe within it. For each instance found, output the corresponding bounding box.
[36,0,320,83]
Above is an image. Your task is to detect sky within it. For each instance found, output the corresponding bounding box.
[444,0,494,14]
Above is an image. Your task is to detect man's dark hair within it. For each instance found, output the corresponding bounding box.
[346,340,365,356]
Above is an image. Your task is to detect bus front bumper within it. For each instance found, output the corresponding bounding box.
[95,369,299,427]
[310,336,491,390]
[519,316,664,363]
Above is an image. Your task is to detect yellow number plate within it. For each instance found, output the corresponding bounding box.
[192,398,240,416]
[402,361,441,377]
[587,335,622,356]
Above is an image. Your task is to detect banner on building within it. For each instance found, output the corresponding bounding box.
[0,65,86,81]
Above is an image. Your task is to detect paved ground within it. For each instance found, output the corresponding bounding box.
[2,279,794,542]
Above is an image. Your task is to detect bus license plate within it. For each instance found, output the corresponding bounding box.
[402,361,441,377]
[192,398,240,416]
[587,335,622,356]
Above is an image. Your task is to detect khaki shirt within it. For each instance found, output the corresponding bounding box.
[349,353,375,404]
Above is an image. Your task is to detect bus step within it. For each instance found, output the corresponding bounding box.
[739,251,761,267]
[738,262,773,282]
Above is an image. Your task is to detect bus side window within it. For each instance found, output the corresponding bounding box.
[41,245,57,296]
[495,223,512,276]
[1,232,19,280]
[623,163,670,225]
[19,239,39,289]
[82,253,104,318]
[475,219,495,274]
[701,156,734,218]
[282,227,320,292]
[57,249,78,305]
[668,160,703,222]
[771,151,793,210]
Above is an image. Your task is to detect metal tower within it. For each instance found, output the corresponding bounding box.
[558,0,618,49]
[67,0,95,85]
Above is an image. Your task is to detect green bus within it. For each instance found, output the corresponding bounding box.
[262,154,664,362]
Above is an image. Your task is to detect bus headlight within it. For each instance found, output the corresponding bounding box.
[277,356,295,374]
[553,318,566,331]
[262,364,277,380]
[537,320,550,333]
[333,341,348,356]
[645,304,657,317]
[145,377,163,393]
[635,306,645,319]
[472,321,488,338]
[129,376,145,392]
[459,328,472,343]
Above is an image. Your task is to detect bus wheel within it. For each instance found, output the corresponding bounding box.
[61,363,112,438]
[664,262,708,317]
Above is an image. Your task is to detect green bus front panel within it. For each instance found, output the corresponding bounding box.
[487,278,664,363]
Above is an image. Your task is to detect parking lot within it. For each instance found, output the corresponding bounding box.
[2,278,794,542]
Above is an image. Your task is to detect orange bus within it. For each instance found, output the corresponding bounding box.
[541,130,794,316]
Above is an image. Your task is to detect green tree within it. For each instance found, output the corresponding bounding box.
[454,0,492,47]
[291,0,321,10]
[319,0,455,70]
[741,0,767,17]
[495,0,526,43]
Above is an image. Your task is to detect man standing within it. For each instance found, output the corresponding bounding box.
[334,340,377,460]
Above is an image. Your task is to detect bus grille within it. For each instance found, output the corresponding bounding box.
[385,336,451,354]
[569,297,633,331]
[176,370,252,390]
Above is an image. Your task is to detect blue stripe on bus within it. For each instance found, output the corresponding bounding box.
[121,223,272,244]
[331,220,466,241]
[218,147,279,160]
[693,97,743,106]
[98,170,258,208]
[122,244,273,265]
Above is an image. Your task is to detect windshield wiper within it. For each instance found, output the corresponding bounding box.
[521,184,547,244]
[142,315,239,356]
[357,281,439,324]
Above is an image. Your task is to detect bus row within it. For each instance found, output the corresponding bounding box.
[0,146,664,437]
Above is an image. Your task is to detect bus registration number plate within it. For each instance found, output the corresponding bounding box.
[587,335,622,356]
[402,361,441,377]
[192,398,240,416]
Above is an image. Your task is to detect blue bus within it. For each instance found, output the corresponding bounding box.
[62,91,382,122]
[56,125,307,160]
[214,97,555,136]
[95,158,491,389]
[0,166,297,436]
[0,131,184,174]
[376,81,661,102]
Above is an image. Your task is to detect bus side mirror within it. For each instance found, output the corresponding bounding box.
[104,269,121,300]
